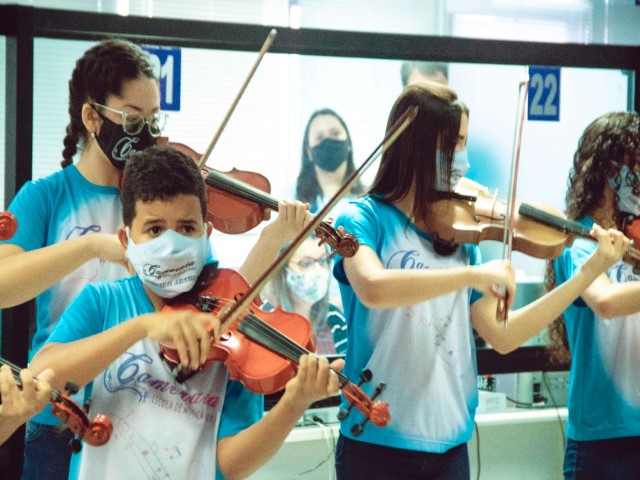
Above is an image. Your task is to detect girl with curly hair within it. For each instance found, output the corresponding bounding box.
[546,111,640,479]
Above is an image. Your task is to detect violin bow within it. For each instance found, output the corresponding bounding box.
[197,29,277,171]
[217,106,418,332]
[497,76,529,328]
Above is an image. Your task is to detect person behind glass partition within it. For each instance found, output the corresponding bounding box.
[295,108,365,215]
[546,111,640,480]
[401,61,449,87]
[262,234,347,355]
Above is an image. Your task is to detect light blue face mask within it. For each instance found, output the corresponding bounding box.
[285,266,330,305]
[609,165,640,216]
[451,148,470,189]
[126,228,210,298]
[436,148,470,190]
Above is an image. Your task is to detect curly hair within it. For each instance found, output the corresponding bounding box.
[121,146,207,227]
[61,39,156,168]
[546,111,640,364]
[296,109,364,207]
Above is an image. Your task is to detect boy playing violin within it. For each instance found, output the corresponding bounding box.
[30,145,341,480]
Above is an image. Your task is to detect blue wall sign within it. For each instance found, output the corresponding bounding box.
[141,45,182,111]
[527,66,561,122]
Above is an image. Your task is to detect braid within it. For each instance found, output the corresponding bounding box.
[60,39,157,169]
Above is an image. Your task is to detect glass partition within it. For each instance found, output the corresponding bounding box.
[32,37,633,355]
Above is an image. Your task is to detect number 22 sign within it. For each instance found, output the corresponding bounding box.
[527,66,560,122]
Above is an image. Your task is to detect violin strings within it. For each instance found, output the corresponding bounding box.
[204,296,353,385]
[237,311,351,385]
[0,357,75,409]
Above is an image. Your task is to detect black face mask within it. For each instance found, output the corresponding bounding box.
[310,138,350,172]
[95,115,156,170]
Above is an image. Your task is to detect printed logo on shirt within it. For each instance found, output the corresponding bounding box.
[387,249,431,269]
[609,262,640,283]
[65,224,101,240]
[103,351,221,411]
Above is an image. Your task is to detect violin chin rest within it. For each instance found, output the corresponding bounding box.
[433,238,458,256]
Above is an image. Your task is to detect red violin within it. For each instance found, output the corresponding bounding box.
[163,140,358,258]
[161,267,390,433]
[0,357,112,451]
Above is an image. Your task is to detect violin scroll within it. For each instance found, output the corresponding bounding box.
[315,221,359,258]
[0,357,112,451]
[337,369,390,436]
[49,381,113,450]
[0,210,17,240]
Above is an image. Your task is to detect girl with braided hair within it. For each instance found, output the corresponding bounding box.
[0,39,158,479]
[0,39,312,479]
[546,111,640,479]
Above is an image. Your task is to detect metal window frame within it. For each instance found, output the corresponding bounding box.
[0,6,638,472]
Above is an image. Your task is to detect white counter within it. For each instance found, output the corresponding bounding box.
[249,406,568,480]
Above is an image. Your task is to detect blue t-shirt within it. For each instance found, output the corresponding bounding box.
[0,165,128,425]
[46,275,263,480]
[554,216,640,441]
[333,195,482,453]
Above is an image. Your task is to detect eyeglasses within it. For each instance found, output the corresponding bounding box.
[92,103,168,138]
[288,254,331,271]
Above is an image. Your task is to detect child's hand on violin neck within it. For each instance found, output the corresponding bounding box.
[472,260,516,306]
[0,366,54,422]
[143,310,221,372]
[283,354,343,409]
[585,225,630,274]
[264,200,313,242]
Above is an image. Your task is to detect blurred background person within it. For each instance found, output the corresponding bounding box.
[401,61,449,87]
[262,234,347,355]
[295,108,365,216]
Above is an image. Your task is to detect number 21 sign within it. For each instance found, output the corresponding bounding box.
[142,45,182,112]
[527,66,560,122]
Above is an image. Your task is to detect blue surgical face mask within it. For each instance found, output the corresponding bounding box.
[436,148,470,190]
[609,165,640,216]
[451,148,470,189]
[126,228,209,298]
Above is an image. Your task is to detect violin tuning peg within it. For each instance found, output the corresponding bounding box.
[337,408,350,421]
[350,422,365,436]
[371,382,386,400]
[65,381,80,395]
[358,369,373,385]
[68,437,82,453]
